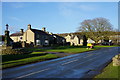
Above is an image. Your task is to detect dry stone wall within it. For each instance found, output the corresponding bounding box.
[112,54,120,66]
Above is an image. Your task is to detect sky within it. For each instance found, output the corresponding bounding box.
[2,2,118,34]
[1,0,119,2]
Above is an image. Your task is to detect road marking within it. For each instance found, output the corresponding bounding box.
[61,59,78,65]
[13,68,50,79]
[84,54,94,58]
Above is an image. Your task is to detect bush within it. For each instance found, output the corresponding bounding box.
[12,42,22,48]
[1,48,31,55]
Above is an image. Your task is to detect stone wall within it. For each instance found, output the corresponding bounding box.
[112,54,120,66]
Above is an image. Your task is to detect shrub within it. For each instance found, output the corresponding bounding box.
[1,48,31,55]
[12,42,22,48]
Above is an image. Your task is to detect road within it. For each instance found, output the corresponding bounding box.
[2,47,120,79]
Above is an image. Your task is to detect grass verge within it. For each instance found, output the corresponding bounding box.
[46,47,94,54]
[2,52,59,69]
[26,46,96,54]
[94,45,119,48]
[25,45,118,53]
[94,62,120,79]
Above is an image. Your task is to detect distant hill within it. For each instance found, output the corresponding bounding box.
[57,32,83,37]
[57,32,120,37]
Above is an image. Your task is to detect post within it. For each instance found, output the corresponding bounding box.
[4,24,10,46]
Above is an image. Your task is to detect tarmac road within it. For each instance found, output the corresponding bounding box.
[2,47,120,79]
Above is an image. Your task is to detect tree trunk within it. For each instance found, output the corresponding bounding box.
[95,41,99,44]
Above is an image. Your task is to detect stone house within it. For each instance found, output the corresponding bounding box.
[10,29,24,42]
[22,24,53,46]
[64,33,103,46]
[10,24,66,47]
[109,35,120,45]
[87,38,95,43]
[65,34,83,46]
[52,34,66,45]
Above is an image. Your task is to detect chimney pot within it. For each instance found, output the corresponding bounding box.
[20,29,24,34]
[50,32,53,35]
[42,27,46,32]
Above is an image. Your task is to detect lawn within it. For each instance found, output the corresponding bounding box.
[46,47,94,53]
[2,52,59,69]
[26,46,96,54]
[94,45,119,48]
[94,62,120,79]
[24,45,118,54]
[2,52,47,62]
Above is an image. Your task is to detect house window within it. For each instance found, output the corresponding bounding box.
[62,39,65,43]
[37,35,40,38]
[45,40,49,45]
[53,35,56,38]
[20,37,22,40]
[36,40,40,45]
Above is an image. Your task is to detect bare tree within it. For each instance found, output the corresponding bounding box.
[78,17,113,44]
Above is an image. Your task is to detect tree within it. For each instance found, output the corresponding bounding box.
[78,17,113,44]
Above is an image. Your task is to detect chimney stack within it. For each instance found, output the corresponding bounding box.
[46,31,49,34]
[42,27,46,32]
[28,24,31,29]
[20,29,24,34]
[50,32,53,35]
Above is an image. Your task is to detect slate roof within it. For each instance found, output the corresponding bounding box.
[31,29,50,36]
[10,28,65,39]
[10,32,23,36]
[53,34,65,39]
[10,28,51,37]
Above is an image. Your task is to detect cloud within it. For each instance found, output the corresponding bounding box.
[79,5,97,11]
[58,3,75,17]
[10,2,25,8]
[58,3,83,17]
[9,17,22,22]
[58,3,98,17]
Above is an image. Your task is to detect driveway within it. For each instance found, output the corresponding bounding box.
[2,47,120,79]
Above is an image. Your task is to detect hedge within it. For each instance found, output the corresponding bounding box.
[1,48,31,55]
